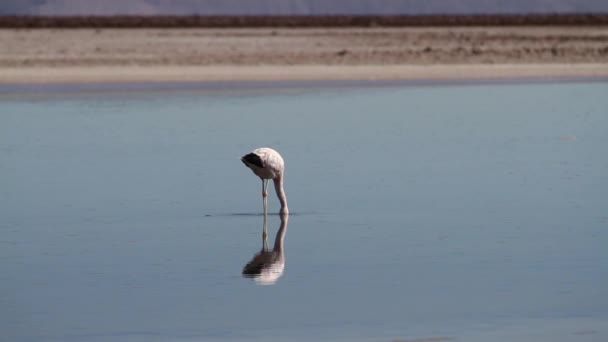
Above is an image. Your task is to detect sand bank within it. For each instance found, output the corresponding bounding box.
[1,64,608,84]
[1,27,607,83]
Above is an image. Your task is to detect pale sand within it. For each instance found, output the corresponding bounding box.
[2,64,608,84]
[1,27,607,83]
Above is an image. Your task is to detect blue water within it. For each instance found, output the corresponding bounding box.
[1,80,607,342]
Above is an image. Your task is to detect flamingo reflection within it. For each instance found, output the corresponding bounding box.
[242,213,288,285]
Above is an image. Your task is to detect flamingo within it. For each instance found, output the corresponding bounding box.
[241,147,289,216]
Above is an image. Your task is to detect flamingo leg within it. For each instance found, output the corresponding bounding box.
[263,179,270,208]
[262,179,269,196]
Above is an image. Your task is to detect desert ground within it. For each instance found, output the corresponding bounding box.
[1,26,607,83]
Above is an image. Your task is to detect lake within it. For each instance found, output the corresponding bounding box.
[1,79,607,342]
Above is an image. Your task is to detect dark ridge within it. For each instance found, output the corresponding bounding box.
[241,153,264,169]
[1,14,608,28]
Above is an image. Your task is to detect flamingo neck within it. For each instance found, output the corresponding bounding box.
[273,176,288,214]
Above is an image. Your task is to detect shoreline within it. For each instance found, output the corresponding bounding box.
[1,64,608,85]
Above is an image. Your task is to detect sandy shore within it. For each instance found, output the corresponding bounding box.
[1,27,607,83]
[2,64,608,84]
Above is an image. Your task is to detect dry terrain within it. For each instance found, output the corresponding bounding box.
[1,26,607,82]
[2,27,608,66]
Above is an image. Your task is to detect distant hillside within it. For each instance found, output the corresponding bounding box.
[2,0,608,16]
[2,14,608,28]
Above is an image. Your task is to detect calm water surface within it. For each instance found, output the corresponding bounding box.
[1,80,607,342]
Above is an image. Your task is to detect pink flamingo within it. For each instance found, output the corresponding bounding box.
[241,147,289,216]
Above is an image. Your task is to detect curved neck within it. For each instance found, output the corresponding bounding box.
[273,176,288,213]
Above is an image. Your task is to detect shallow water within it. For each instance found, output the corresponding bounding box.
[1,80,607,342]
